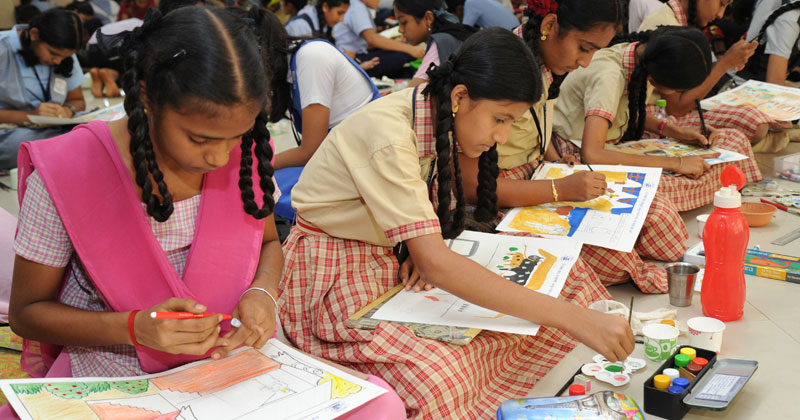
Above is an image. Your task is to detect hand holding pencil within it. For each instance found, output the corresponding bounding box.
[133,298,230,356]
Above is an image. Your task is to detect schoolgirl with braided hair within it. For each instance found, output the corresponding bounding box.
[8,7,284,386]
[553,26,762,208]
[637,0,787,152]
[280,27,633,419]
[461,2,694,296]
[740,0,800,85]
[393,0,477,87]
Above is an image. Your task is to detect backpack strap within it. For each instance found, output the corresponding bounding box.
[289,39,381,134]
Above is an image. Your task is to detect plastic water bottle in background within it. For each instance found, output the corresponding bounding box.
[655,99,668,121]
[701,166,749,321]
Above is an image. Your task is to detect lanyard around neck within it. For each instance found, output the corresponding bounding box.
[31,65,51,103]
[530,104,547,159]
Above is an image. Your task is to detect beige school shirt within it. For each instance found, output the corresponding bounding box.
[291,87,442,247]
[553,42,652,143]
[497,65,555,171]
[637,0,687,31]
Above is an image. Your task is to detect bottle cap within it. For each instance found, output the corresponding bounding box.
[714,166,746,208]
[675,354,691,368]
[668,385,685,395]
[663,368,680,381]
[568,384,586,396]
[673,377,691,389]
[680,347,697,360]
[686,362,703,374]
[693,357,709,367]
[654,374,671,390]
[657,99,667,107]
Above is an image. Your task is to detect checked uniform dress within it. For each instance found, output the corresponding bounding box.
[279,86,612,419]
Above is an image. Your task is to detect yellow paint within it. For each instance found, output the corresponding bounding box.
[508,207,571,236]
[527,249,556,291]
[317,372,362,399]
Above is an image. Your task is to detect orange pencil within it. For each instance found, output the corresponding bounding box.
[149,311,232,320]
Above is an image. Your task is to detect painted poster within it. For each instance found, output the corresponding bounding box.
[371,231,582,336]
[495,163,661,253]
[27,104,126,126]
[0,339,385,420]
[700,80,800,121]
[607,138,747,167]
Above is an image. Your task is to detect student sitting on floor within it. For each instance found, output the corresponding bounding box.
[333,0,424,79]
[637,0,792,152]
[246,8,379,220]
[552,26,762,212]
[394,0,476,87]
[5,8,405,420]
[445,0,521,30]
[0,9,85,170]
[740,0,800,86]
[458,0,690,294]
[285,0,349,39]
[279,28,634,419]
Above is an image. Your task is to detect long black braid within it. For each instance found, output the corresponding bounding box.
[120,7,275,222]
[687,0,699,27]
[239,112,276,218]
[756,1,800,43]
[522,12,565,99]
[616,27,711,142]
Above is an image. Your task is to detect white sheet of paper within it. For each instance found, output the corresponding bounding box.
[495,163,661,252]
[372,231,582,335]
[27,103,126,126]
[701,80,800,121]
[0,339,385,420]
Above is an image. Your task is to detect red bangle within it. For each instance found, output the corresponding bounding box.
[128,310,140,347]
[658,119,669,137]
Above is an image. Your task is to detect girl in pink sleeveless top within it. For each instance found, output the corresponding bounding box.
[5,7,404,420]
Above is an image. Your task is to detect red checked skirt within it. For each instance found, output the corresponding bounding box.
[496,163,686,294]
[648,103,771,141]
[278,226,612,420]
[552,128,762,212]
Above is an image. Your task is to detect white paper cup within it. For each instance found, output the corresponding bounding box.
[687,316,726,353]
[8,168,17,191]
[696,214,709,239]
[642,323,680,362]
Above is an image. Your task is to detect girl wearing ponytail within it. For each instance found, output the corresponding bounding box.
[741,0,800,86]
[9,7,283,386]
[460,1,692,296]
[281,28,633,419]
[553,26,762,210]
[638,0,788,152]
[393,0,476,87]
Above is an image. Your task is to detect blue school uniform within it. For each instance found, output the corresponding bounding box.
[0,26,84,169]
[332,0,373,54]
[462,0,519,30]
[285,5,321,38]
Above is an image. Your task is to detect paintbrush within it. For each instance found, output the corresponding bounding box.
[695,99,710,149]
[628,295,634,324]
[585,162,595,172]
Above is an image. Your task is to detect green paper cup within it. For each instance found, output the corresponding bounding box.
[642,323,679,362]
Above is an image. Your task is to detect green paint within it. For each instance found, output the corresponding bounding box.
[10,383,43,395]
[110,379,149,394]
[604,365,623,373]
[509,247,518,251]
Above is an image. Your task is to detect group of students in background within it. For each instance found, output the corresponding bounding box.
[2,0,800,419]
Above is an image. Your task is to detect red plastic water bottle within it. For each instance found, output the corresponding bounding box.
[701,166,749,321]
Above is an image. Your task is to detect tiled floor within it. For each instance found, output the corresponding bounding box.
[1,103,799,419]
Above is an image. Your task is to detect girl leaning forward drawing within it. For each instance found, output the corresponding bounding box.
[6,7,404,420]
[280,28,634,420]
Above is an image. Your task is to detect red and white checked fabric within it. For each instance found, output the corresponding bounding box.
[279,226,611,420]
[666,0,689,26]
[649,104,772,141]
[497,163,687,294]
[552,130,762,211]
[13,170,281,377]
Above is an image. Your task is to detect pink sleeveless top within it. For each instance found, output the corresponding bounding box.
[16,121,268,375]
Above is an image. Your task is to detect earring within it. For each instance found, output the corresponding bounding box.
[541,33,548,41]
[143,108,150,115]
[428,25,432,32]
[451,104,459,118]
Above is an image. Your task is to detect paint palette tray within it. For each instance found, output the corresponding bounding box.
[643,346,757,419]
